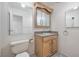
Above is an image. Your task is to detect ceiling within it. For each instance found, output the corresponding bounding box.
[8,2,62,11]
[8,2,33,11]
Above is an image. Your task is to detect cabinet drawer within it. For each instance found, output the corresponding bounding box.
[44,36,57,42]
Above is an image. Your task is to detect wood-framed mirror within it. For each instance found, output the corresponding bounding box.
[33,2,53,28]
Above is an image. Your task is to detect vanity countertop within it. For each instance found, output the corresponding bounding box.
[36,33,57,37]
[35,31,58,37]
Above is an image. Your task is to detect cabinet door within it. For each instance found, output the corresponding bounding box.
[43,37,52,56]
[35,36,43,56]
[52,38,57,53]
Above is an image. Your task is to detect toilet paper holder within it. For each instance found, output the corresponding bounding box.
[29,39,33,43]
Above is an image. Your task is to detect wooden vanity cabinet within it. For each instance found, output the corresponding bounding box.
[35,34,58,57]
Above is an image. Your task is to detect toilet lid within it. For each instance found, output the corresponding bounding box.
[16,52,29,57]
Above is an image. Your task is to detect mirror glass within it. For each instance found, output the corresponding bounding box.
[37,9,50,26]
[36,9,50,27]
[66,7,79,27]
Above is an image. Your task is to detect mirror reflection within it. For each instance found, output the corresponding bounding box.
[66,7,79,27]
[37,9,50,26]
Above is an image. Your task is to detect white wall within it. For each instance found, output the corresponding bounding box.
[0,3,2,56]
[0,3,12,57]
[9,8,33,42]
[51,2,79,57]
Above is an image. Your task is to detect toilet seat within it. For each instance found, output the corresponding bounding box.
[16,52,29,57]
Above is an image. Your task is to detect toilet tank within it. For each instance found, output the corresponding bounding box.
[10,40,29,54]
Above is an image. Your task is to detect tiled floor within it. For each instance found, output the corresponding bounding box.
[52,53,67,57]
[30,53,67,57]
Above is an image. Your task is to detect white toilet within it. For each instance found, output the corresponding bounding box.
[10,40,30,57]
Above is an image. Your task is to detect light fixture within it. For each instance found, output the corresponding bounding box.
[21,3,26,8]
[73,6,78,9]
[18,2,33,8]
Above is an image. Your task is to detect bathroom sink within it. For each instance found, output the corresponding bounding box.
[37,33,56,36]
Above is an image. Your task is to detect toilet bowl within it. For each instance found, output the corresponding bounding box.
[16,52,29,57]
[10,40,30,57]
